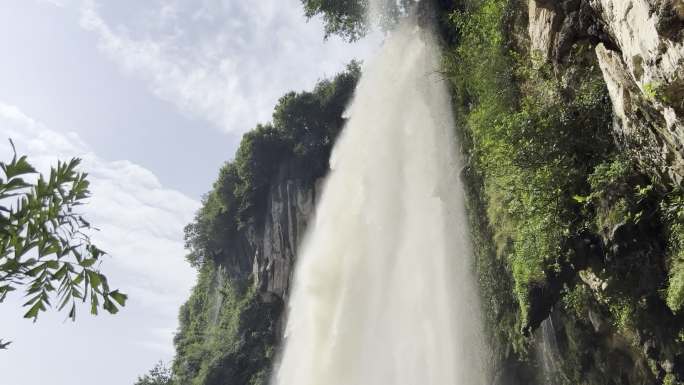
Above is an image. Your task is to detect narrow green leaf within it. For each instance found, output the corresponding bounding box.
[90,292,98,315]
[23,300,44,320]
[4,156,37,178]
[80,258,97,268]
[109,291,127,307]
[103,298,118,315]
[87,270,101,289]
[53,264,68,280]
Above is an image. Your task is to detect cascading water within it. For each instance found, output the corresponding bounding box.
[272,14,487,385]
[537,316,567,384]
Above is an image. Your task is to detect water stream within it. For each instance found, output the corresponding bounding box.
[272,17,487,385]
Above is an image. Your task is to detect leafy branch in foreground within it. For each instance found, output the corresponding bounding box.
[0,140,126,324]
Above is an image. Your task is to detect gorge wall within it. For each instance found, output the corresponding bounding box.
[173,162,319,385]
[168,1,684,385]
[171,64,359,385]
[453,1,684,384]
[531,0,684,382]
[528,0,684,186]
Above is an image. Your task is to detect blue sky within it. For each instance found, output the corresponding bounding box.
[0,1,379,384]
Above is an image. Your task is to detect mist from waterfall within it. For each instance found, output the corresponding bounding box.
[272,16,488,385]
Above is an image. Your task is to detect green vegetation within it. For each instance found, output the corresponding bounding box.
[663,190,684,312]
[171,64,362,385]
[135,362,173,385]
[643,81,672,104]
[445,0,613,337]
[298,3,684,382]
[172,261,276,385]
[0,141,125,334]
[665,373,678,385]
[169,2,684,384]
[584,157,638,231]
[300,0,413,41]
[560,283,592,321]
[445,1,684,382]
[301,0,368,41]
[582,157,684,334]
[184,62,359,269]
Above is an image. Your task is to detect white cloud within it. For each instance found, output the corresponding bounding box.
[0,101,199,352]
[79,0,380,134]
[0,2,380,382]
[36,0,67,7]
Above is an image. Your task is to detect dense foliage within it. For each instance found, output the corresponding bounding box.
[170,64,362,385]
[170,1,684,385]
[665,194,684,312]
[134,362,173,385]
[184,62,360,269]
[0,142,125,328]
[446,0,614,347]
[300,0,414,41]
[172,261,281,385]
[446,0,684,383]
[301,0,368,41]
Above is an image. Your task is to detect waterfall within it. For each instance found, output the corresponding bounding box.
[537,315,567,384]
[272,16,487,385]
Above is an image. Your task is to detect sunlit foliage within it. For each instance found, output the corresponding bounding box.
[184,62,360,268]
[0,141,126,323]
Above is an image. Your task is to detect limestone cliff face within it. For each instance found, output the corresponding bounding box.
[171,162,319,385]
[520,2,684,384]
[247,162,318,301]
[213,160,319,299]
[529,0,684,185]
[171,62,358,385]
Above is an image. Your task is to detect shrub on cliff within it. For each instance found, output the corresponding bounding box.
[663,191,684,312]
[445,0,614,352]
[184,62,360,269]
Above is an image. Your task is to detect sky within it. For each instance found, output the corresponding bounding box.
[0,1,380,384]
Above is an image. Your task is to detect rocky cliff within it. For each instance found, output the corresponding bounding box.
[211,160,319,300]
[168,2,683,384]
[250,163,320,302]
[529,0,684,187]
[528,1,684,383]
[450,1,684,384]
[172,163,319,385]
[170,65,358,385]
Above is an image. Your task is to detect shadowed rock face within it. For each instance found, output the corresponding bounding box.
[250,162,319,301]
[174,162,320,385]
[220,160,319,302]
[529,0,684,185]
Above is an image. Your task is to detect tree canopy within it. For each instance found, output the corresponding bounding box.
[0,141,126,333]
[300,0,414,41]
[184,62,361,269]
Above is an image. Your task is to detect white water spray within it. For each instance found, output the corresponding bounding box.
[273,18,487,385]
